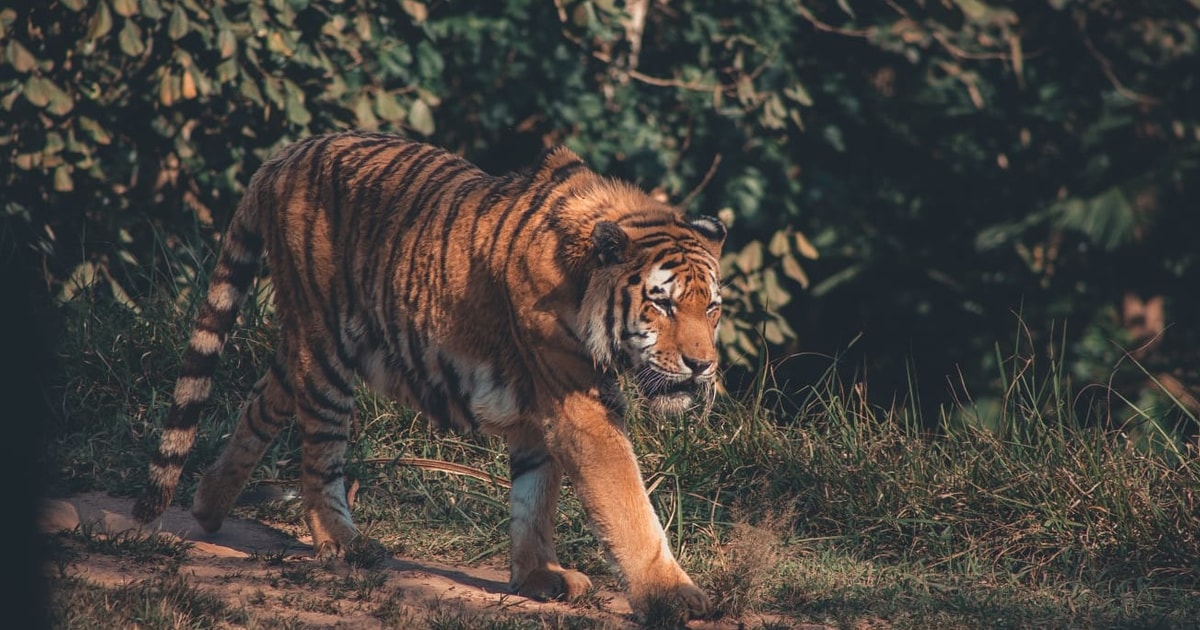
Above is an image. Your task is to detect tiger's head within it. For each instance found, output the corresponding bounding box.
[581,210,726,415]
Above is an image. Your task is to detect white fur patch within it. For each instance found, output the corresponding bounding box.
[188,329,222,355]
[466,363,520,426]
[646,264,677,297]
[207,282,241,311]
[224,237,258,264]
[174,376,212,404]
[159,427,197,457]
[509,472,540,524]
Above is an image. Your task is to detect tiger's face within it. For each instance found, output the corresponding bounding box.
[585,215,726,414]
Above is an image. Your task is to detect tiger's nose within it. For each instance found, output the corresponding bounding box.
[682,356,714,375]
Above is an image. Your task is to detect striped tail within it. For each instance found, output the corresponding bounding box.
[133,205,264,524]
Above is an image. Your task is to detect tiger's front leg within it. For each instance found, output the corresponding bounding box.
[506,427,593,600]
[549,394,709,618]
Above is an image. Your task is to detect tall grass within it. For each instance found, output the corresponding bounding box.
[44,267,1200,627]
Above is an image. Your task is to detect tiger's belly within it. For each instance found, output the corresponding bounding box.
[357,347,523,433]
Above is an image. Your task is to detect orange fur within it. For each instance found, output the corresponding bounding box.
[134,132,725,617]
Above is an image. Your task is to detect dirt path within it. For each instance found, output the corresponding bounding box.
[41,492,804,628]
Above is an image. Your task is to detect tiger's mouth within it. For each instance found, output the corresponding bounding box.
[636,371,702,415]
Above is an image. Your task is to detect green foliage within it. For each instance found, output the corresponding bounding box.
[5,0,1199,413]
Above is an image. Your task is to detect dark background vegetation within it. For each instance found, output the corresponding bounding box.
[3,0,1198,439]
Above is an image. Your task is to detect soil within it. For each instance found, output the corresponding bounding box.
[40,492,814,629]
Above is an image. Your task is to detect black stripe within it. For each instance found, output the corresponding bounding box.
[229,224,264,254]
[269,355,294,398]
[245,398,275,444]
[438,355,479,431]
[509,452,549,480]
[357,141,430,302]
[179,351,219,378]
[633,235,675,249]
[311,348,354,399]
[302,430,348,444]
[550,161,586,182]
[304,464,345,486]
[150,451,188,469]
[650,246,683,265]
[195,301,239,333]
[377,148,452,349]
[602,288,616,357]
[499,193,567,271]
[621,217,675,230]
[297,398,347,427]
[302,373,353,414]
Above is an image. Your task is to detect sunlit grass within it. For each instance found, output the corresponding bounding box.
[44,283,1200,628]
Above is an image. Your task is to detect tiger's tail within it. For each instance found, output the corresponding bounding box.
[133,196,264,524]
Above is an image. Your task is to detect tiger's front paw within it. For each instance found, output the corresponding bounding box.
[512,566,594,601]
[313,534,387,568]
[634,582,710,622]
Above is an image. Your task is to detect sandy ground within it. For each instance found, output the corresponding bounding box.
[40,492,814,629]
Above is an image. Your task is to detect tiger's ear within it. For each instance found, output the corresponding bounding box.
[591,221,632,266]
[689,215,726,252]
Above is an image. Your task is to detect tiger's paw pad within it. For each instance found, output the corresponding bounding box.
[513,567,594,601]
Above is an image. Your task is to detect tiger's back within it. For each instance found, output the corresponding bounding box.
[135,131,725,618]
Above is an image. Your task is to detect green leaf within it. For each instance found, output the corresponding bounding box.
[736,240,763,274]
[216,58,238,83]
[401,0,427,23]
[239,75,263,106]
[571,1,595,28]
[284,80,311,126]
[5,39,36,73]
[781,254,810,289]
[374,90,406,122]
[23,76,50,107]
[62,0,87,10]
[262,77,284,107]
[87,2,113,41]
[266,30,295,56]
[763,319,785,345]
[158,69,176,106]
[54,165,74,192]
[217,28,236,58]
[1,86,20,111]
[794,232,819,259]
[408,98,435,135]
[354,95,379,129]
[784,82,813,106]
[354,14,373,40]
[168,4,188,40]
[763,268,791,307]
[79,116,113,145]
[768,230,790,256]
[111,0,139,18]
[139,0,164,20]
[119,19,146,57]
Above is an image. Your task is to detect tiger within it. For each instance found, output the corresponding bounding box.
[132,131,725,617]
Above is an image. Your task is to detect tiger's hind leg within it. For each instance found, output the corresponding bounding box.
[290,341,380,561]
[507,427,593,601]
[192,351,294,533]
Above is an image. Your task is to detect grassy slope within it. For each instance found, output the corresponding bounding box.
[42,288,1200,629]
